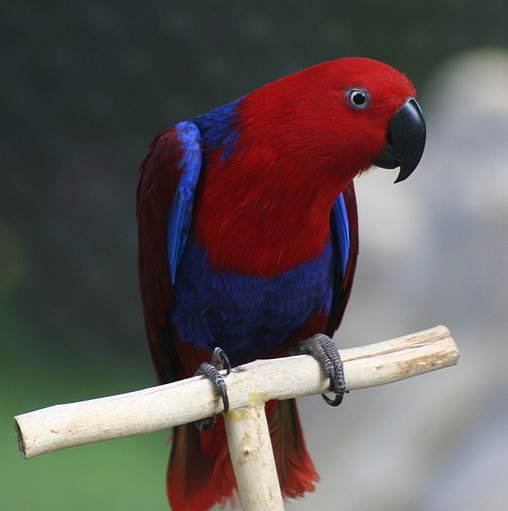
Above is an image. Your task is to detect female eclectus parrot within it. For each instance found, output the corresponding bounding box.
[137,57,426,511]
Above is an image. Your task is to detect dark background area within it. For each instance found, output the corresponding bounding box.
[2,2,507,510]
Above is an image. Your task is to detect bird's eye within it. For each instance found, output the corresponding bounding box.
[347,88,370,109]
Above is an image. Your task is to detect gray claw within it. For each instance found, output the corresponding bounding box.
[210,347,232,376]
[195,361,230,413]
[193,347,231,431]
[195,415,217,432]
[299,334,346,407]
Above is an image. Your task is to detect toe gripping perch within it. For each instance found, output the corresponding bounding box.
[194,347,231,431]
[299,334,346,406]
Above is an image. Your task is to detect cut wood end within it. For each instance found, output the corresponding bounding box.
[13,418,27,459]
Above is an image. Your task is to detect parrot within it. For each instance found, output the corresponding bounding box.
[136,57,426,511]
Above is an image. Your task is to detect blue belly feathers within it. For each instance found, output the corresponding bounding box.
[170,241,334,362]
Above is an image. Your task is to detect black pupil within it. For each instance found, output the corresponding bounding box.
[352,91,366,106]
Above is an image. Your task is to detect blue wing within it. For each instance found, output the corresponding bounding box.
[167,121,202,284]
[331,192,351,277]
[328,182,359,334]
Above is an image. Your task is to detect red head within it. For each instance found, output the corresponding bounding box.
[195,58,426,275]
[238,57,424,186]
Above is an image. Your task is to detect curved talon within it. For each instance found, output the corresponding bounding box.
[193,347,231,431]
[211,347,232,376]
[321,391,345,407]
[299,333,346,407]
[195,416,217,432]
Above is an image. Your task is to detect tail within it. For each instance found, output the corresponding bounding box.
[269,399,320,498]
[167,399,319,511]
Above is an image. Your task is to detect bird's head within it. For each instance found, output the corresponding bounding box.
[240,57,426,184]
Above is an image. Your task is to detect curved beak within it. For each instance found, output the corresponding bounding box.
[373,98,426,183]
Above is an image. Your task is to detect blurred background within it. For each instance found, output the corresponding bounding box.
[2,1,508,509]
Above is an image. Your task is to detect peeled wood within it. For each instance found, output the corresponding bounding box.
[224,404,285,511]
[15,325,458,460]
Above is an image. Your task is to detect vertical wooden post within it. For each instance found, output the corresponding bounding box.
[224,404,285,511]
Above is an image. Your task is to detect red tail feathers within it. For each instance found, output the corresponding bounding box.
[268,400,319,498]
[167,399,318,511]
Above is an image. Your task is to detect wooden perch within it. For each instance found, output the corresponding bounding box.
[225,404,285,510]
[15,325,458,461]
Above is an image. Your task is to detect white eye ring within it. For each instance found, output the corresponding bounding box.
[347,88,370,109]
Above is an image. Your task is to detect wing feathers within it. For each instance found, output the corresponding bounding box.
[327,181,359,334]
[137,122,202,383]
[167,122,202,284]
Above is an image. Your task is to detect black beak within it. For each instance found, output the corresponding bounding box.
[373,98,426,183]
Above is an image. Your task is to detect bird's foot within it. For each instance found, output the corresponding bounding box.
[298,334,346,407]
[194,347,232,432]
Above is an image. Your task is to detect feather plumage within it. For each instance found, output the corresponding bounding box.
[137,57,419,511]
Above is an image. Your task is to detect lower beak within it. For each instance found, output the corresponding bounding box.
[373,98,426,183]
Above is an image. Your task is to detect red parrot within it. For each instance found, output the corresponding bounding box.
[137,57,426,511]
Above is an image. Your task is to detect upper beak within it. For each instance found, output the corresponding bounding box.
[373,98,426,183]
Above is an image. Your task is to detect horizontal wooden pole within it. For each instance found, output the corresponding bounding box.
[15,325,458,459]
